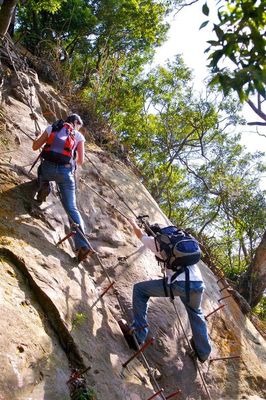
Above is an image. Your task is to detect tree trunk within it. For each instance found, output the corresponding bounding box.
[7,4,16,37]
[238,230,266,308]
[0,0,18,37]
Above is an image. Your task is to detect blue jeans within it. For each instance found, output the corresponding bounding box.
[38,160,89,250]
[132,279,211,361]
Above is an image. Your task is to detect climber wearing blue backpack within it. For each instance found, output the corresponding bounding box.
[120,218,211,363]
[32,114,93,262]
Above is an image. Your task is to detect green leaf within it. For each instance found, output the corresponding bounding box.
[202,3,209,16]
[207,40,220,46]
[255,82,266,97]
[209,50,224,69]
[200,20,209,30]
[213,24,224,41]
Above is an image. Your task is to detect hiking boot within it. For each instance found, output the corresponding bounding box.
[190,338,208,363]
[36,183,51,204]
[118,319,139,351]
[76,246,94,263]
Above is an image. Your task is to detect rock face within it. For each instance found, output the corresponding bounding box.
[0,252,70,400]
[0,69,265,400]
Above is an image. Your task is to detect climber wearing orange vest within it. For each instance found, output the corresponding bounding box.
[32,113,93,262]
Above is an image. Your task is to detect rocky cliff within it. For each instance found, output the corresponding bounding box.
[0,64,265,400]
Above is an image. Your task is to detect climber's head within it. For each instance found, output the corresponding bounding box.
[65,114,83,130]
[145,223,162,236]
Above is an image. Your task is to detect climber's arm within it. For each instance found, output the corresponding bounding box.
[32,130,48,151]
[128,218,145,239]
[76,141,85,165]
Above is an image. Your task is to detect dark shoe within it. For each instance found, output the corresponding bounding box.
[190,338,208,363]
[118,319,139,351]
[76,246,94,263]
[36,183,51,204]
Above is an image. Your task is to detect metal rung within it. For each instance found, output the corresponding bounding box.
[122,337,155,369]
[205,304,225,320]
[56,230,76,246]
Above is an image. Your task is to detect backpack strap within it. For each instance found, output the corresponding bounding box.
[168,266,190,303]
[184,267,190,303]
[43,130,56,151]
[162,273,169,298]
[154,236,167,265]
[154,235,160,252]
[63,127,75,156]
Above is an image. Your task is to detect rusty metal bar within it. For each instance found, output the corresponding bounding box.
[205,304,226,320]
[131,334,167,400]
[210,355,241,363]
[56,230,76,246]
[166,389,182,399]
[122,337,155,368]
[218,295,232,303]
[66,366,91,384]
[219,285,230,292]
[146,389,164,400]
[99,281,115,299]
[90,282,115,309]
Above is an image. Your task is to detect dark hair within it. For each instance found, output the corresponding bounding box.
[65,113,83,127]
[145,223,162,236]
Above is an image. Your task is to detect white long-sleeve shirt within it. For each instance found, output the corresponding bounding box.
[140,234,203,284]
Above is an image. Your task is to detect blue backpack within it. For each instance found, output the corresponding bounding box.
[154,226,201,270]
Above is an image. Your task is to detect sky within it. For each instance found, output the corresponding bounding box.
[153,2,213,92]
[152,1,266,188]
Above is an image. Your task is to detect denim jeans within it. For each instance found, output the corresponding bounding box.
[38,160,89,250]
[132,279,211,361]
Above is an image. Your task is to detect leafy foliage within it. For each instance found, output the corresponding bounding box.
[202,0,266,102]
[23,0,66,13]
[16,1,171,76]
[72,312,87,329]
[253,296,266,320]
[73,387,97,400]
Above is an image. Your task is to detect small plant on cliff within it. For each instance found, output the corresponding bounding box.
[72,312,87,330]
[254,296,266,320]
[73,387,97,400]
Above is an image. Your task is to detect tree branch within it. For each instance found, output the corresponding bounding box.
[198,203,221,235]
[247,121,266,126]
[246,98,266,122]
[179,158,220,196]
